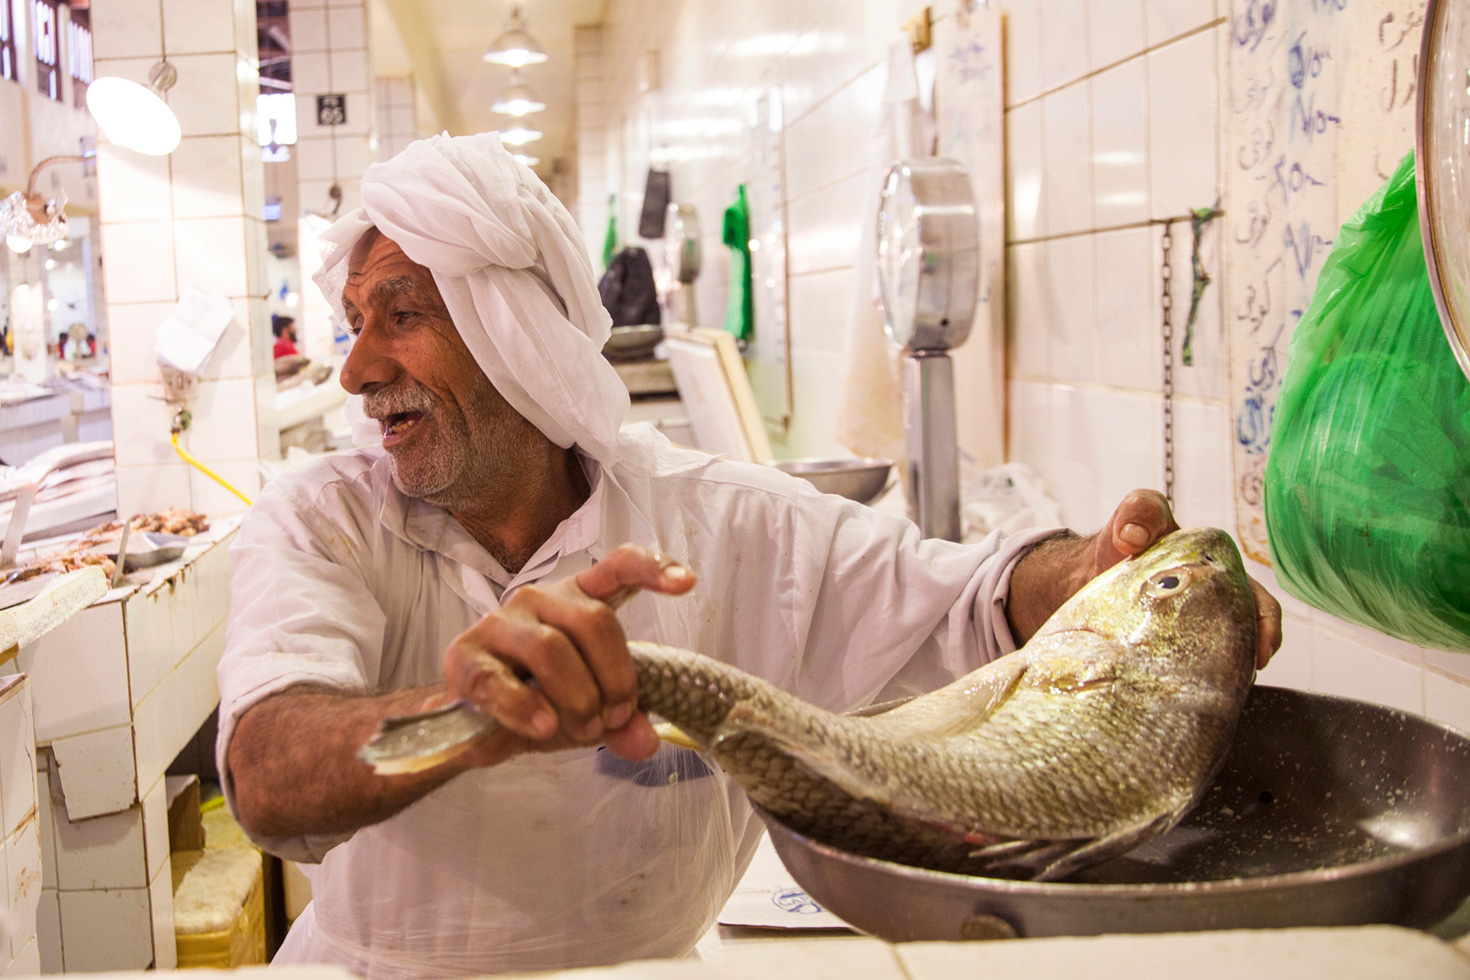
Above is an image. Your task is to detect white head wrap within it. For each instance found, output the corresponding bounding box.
[313,133,630,463]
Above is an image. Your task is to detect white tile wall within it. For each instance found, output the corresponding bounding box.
[1145,0,1216,47]
[56,888,153,971]
[1147,30,1217,220]
[1093,226,1157,391]
[89,0,163,61]
[588,0,1470,730]
[1089,58,1148,227]
[49,726,135,820]
[1004,0,1044,106]
[1041,84,1093,237]
[1043,235,1096,386]
[1005,99,1045,240]
[1040,0,1089,91]
[1089,0,1145,69]
[170,136,248,220]
[161,0,238,55]
[96,0,276,518]
[20,603,130,744]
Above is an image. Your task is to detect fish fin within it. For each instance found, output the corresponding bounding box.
[1032,807,1185,882]
[870,657,1029,740]
[652,722,702,751]
[1017,630,1127,695]
[713,704,900,808]
[966,838,1048,860]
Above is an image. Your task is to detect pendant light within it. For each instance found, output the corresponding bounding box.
[499,127,542,146]
[3,61,183,249]
[86,61,182,156]
[491,68,546,116]
[483,5,547,67]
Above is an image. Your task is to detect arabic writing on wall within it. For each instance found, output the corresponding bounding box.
[1224,0,1423,564]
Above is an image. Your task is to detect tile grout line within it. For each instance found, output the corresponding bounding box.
[1005,16,1229,112]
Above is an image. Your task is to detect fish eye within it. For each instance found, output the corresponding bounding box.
[1146,567,1194,598]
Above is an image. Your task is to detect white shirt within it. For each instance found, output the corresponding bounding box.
[216,425,1053,979]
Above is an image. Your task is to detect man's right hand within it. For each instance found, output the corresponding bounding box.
[441,544,696,766]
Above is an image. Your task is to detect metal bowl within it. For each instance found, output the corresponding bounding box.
[603,324,665,361]
[770,458,894,505]
[761,685,1470,940]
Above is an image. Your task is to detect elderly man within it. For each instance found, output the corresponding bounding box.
[219,133,1281,979]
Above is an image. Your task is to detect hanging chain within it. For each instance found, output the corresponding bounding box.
[1159,221,1175,510]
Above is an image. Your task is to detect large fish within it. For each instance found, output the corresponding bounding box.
[361,527,1258,881]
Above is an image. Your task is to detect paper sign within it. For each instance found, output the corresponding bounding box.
[717,833,851,930]
[154,289,235,376]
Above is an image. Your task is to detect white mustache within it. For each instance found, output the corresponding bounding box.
[363,384,434,420]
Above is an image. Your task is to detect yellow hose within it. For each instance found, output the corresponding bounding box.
[171,432,254,506]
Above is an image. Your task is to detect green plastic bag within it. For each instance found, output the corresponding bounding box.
[1265,151,1470,653]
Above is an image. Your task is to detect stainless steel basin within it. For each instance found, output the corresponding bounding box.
[770,458,894,505]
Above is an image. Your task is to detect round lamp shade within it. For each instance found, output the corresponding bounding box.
[86,77,182,156]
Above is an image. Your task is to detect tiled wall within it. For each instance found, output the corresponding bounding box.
[374,74,416,162]
[997,0,1470,742]
[289,0,373,216]
[585,0,1470,733]
[92,0,278,517]
[0,0,99,213]
[588,0,932,459]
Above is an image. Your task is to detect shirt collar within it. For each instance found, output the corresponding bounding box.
[371,449,608,588]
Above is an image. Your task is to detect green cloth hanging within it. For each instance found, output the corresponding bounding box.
[722,185,753,342]
[602,194,618,271]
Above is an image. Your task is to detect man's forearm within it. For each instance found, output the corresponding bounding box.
[1004,530,1092,647]
[227,684,469,841]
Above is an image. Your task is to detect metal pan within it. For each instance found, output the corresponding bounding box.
[761,685,1470,940]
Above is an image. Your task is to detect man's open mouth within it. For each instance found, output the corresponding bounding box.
[381,411,425,438]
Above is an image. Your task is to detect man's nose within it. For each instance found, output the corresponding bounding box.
[340,320,398,394]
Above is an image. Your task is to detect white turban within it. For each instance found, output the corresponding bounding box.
[313,132,630,463]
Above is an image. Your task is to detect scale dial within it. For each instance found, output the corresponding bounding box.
[1416,0,1470,382]
[875,158,980,352]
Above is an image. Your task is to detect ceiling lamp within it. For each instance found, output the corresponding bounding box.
[2,61,183,251]
[491,68,546,116]
[483,5,547,67]
[499,127,542,146]
[512,153,540,166]
[86,62,182,156]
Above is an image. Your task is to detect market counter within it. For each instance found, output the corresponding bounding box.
[499,926,1470,979]
[5,521,239,972]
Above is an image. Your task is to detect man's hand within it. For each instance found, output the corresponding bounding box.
[1007,489,1282,668]
[441,544,696,767]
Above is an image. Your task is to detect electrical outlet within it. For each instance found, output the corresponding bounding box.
[158,364,199,406]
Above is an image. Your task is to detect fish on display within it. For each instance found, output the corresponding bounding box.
[360,526,1258,881]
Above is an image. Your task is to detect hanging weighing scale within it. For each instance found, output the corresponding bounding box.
[664,202,701,326]
[876,158,980,541]
[1416,0,1470,384]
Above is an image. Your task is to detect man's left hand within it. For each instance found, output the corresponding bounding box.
[1099,490,1281,669]
[1008,489,1282,668]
